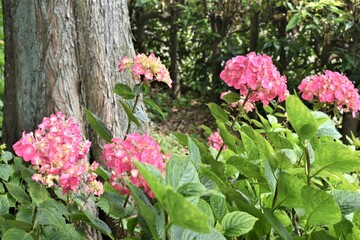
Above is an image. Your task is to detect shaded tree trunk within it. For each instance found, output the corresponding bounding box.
[169,1,181,98]
[2,1,135,239]
[249,10,259,52]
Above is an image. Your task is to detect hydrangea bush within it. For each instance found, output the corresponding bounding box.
[1,52,360,240]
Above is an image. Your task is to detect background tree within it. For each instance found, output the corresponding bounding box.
[2,1,135,161]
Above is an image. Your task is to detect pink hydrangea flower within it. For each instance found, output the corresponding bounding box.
[220,90,255,112]
[13,112,103,196]
[101,133,164,198]
[118,53,172,88]
[208,131,226,151]
[220,52,289,106]
[298,70,360,116]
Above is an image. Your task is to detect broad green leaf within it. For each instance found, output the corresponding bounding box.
[210,193,228,222]
[316,119,342,139]
[286,95,318,140]
[217,120,238,152]
[221,211,258,237]
[166,155,199,190]
[188,137,202,168]
[197,199,215,226]
[5,183,30,204]
[84,108,112,142]
[353,210,360,229]
[333,218,353,240]
[1,151,13,163]
[126,217,138,235]
[134,161,166,201]
[276,173,305,208]
[240,132,260,160]
[263,208,293,240]
[119,99,142,128]
[96,192,126,219]
[0,194,9,215]
[41,225,86,240]
[301,186,342,226]
[28,182,49,205]
[2,220,32,230]
[2,229,33,240]
[37,200,66,228]
[264,159,276,193]
[93,165,110,181]
[0,164,14,181]
[207,103,228,123]
[128,182,163,240]
[164,188,210,233]
[180,226,227,240]
[227,156,264,180]
[328,190,360,215]
[221,92,240,103]
[286,13,300,31]
[310,230,337,240]
[16,206,34,224]
[83,210,114,239]
[143,98,165,119]
[114,83,135,99]
[314,141,360,174]
[177,182,206,197]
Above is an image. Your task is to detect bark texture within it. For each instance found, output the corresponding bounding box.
[3,0,134,160]
[2,1,135,239]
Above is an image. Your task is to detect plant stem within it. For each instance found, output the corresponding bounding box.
[215,92,252,161]
[304,142,311,185]
[124,93,141,139]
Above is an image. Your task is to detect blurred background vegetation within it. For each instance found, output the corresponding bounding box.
[0,0,359,140]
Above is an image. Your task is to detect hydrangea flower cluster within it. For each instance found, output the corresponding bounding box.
[220,90,255,112]
[298,70,360,116]
[220,52,289,106]
[101,133,164,198]
[118,53,172,88]
[13,112,103,196]
[208,131,226,151]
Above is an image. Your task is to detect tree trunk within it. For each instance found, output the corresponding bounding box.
[169,1,180,98]
[249,10,259,52]
[2,1,135,239]
[3,0,134,159]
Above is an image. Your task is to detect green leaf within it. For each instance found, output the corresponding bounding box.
[328,190,360,215]
[114,83,135,99]
[217,121,237,152]
[221,211,258,237]
[276,173,305,208]
[0,164,14,181]
[178,225,227,240]
[301,186,342,226]
[128,183,163,240]
[119,99,142,128]
[263,208,294,240]
[134,161,166,201]
[2,229,33,240]
[143,98,165,119]
[93,165,110,181]
[5,183,30,204]
[197,199,215,226]
[164,188,210,233]
[177,182,206,198]
[188,137,202,169]
[1,151,13,163]
[167,157,198,191]
[316,119,342,139]
[3,220,32,230]
[240,132,260,160]
[210,193,228,222]
[286,95,318,140]
[84,108,113,142]
[207,103,228,123]
[286,13,300,31]
[314,141,360,174]
[96,192,126,219]
[221,92,240,103]
[264,159,276,193]
[83,210,114,239]
[0,194,9,215]
[37,200,67,228]
[28,182,49,205]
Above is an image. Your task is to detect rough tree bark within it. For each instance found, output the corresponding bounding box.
[2,0,134,159]
[2,1,135,239]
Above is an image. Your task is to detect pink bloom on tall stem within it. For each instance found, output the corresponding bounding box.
[13,112,103,196]
[101,133,164,198]
[298,70,360,116]
[220,52,289,106]
[118,53,172,88]
[208,131,226,151]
